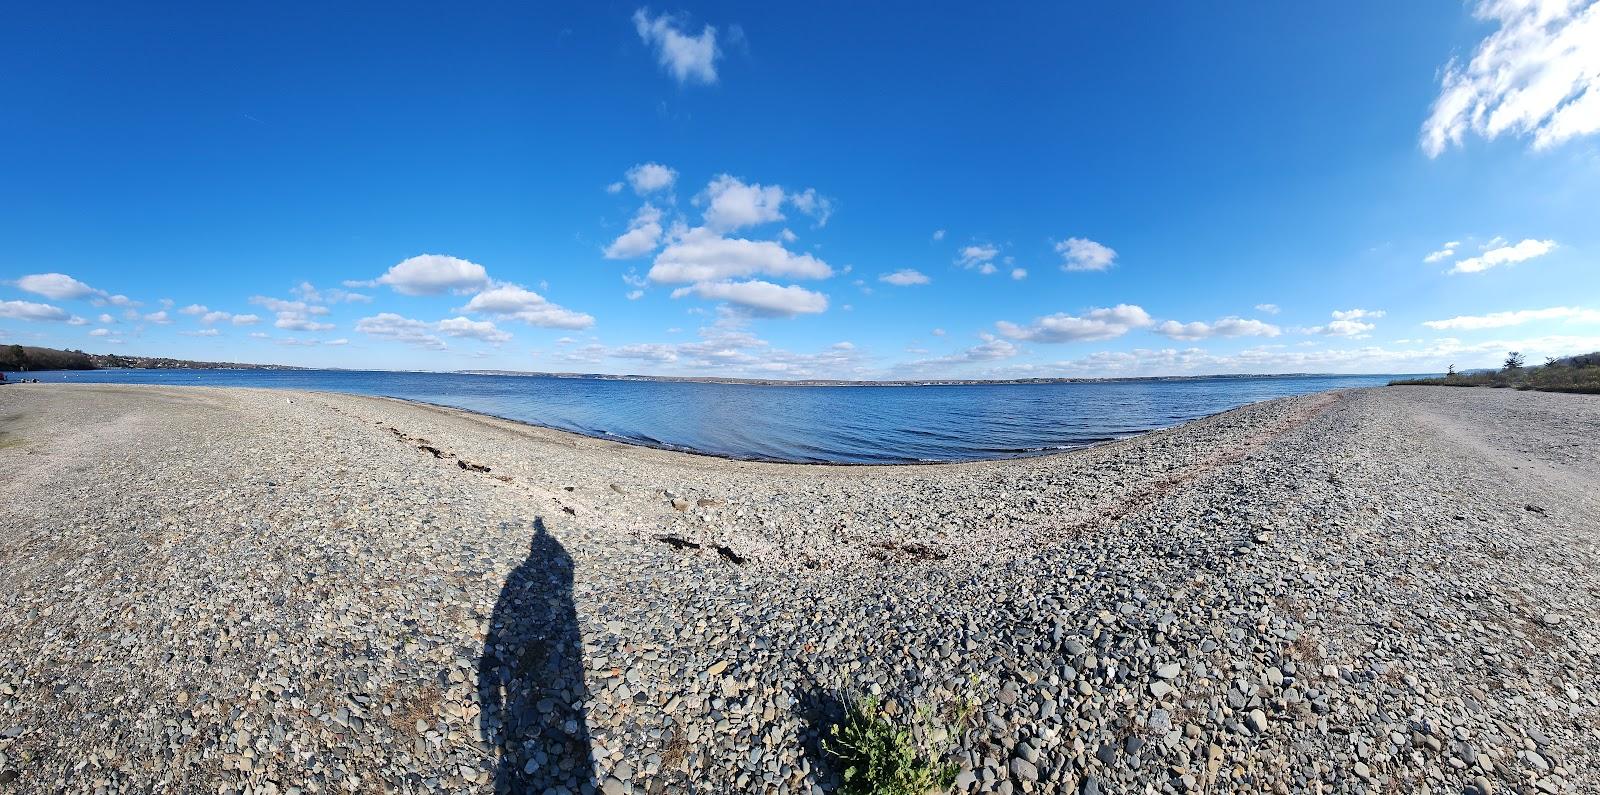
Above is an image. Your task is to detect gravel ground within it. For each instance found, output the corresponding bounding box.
[0,383,1596,794]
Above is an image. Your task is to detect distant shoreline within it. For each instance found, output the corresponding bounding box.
[451,369,1432,387]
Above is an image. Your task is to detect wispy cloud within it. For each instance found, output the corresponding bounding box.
[1422,0,1600,156]
[1423,306,1600,330]
[1449,238,1556,274]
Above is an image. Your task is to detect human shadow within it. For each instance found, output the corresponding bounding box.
[478,517,596,793]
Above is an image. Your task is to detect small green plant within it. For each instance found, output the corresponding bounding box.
[824,696,960,795]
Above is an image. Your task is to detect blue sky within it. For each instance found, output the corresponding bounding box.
[3,1,1598,378]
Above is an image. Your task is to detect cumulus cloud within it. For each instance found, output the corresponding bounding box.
[275,314,336,332]
[67,316,88,326]
[250,295,334,332]
[436,316,512,343]
[670,280,828,316]
[180,304,208,315]
[932,229,946,241]
[649,226,832,283]
[181,328,220,337]
[1055,237,1118,272]
[1154,317,1282,341]
[1255,303,1281,315]
[625,162,678,194]
[15,273,98,300]
[879,269,930,286]
[293,281,372,304]
[1300,309,1381,337]
[1423,305,1600,330]
[460,284,595,329]
[232,314,260,326]
[1449,238,1556,274]
[375,254,491,295]
[355,313,447,350]
[633,8,720,85]
[701,174,786,231]
[604,204,666,259]
[996,304,1152,343]
[143,310,172,324]
[1422,0,1600,156]
[1422,241,1460,263]
[1,300,69,321]
[1011,268,1028,280]
[89,328,111,337]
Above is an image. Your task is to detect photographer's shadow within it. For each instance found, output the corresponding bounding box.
[478,517,596,792]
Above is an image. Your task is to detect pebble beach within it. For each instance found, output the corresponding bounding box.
[0,383,1596,794]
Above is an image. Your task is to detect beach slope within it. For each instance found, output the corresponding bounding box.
[0,384,1595,793]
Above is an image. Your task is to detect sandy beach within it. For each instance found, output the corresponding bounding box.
[0,383,1596,794]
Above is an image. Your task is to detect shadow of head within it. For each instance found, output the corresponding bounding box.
[478,516,596,792]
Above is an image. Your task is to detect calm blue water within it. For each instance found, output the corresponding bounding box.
[15,369,1402,463]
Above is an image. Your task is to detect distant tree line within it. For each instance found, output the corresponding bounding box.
[1391,350,1600,394]
[1,344,95,371]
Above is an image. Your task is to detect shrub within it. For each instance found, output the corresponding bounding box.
[824,696,962,795]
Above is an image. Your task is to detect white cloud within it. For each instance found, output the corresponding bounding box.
[97,313,114,324]
[1449,238,1557,274]
[250,296,329,315]
[604,204,666,259]
[232,314,260,326]
[956,244,998,270]
[879,269,930,286]
[633,8,720,85]
[144,310,172,324]
[1011,268,1028,280]
[779,228,798,243]
[606,182,624,194]
[437,316,512,344]
[460,284,595,329]
[702,174,786,231]
[931,328,946,336]
[15,273,98,300]
[896,333,1020,374]
[649,226,832,283]
[789,188,834,227]
[181,328,220,337]
[1422,241,1460,263]
[577,321,866,379]
[89,328,111,337]
[180,304,208,315]
[325,338,349,346]
[1255,303,1281,315]
[671,280,828,316]
[627,289,645,300]
[1421,0,1600,156]
[1055,237,1117,271]
[1423,305,1600,330]
[1331,308,1386,321]
[0,300,69,321]
[375,254,491,295]
[1301,309,1379,337]
[932,229,946,241]
[996,304,1152,343]
[275,314,336,332]
[355,313,447,350]
[67,316,88,326]
[200,311,233,325]
[1155,317,1281,341]
[625,162,678,194]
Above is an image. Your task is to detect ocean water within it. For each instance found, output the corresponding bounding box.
[17,369,1401,463]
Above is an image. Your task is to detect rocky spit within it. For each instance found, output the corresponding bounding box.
[0,384,1596,795]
